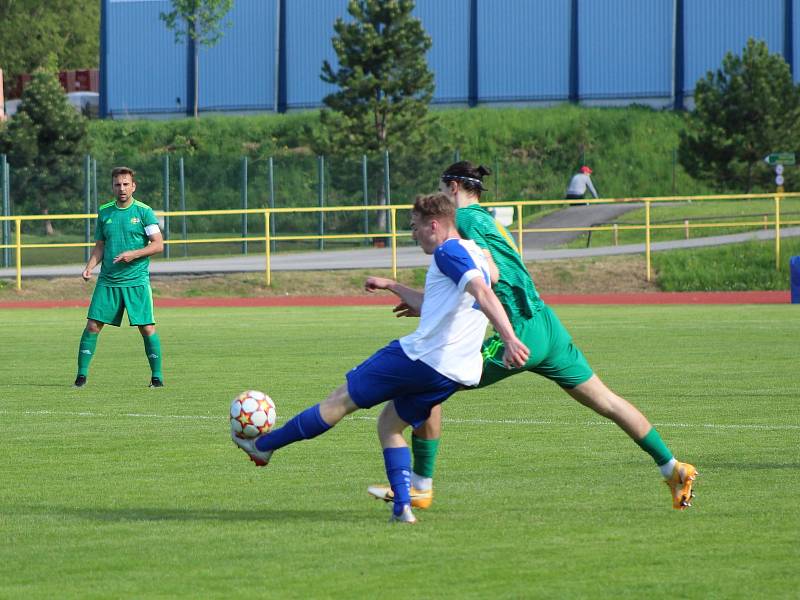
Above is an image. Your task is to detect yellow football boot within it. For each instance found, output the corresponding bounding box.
[367,484,433,509]
[665,461,698,509]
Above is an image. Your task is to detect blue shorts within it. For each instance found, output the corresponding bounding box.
[346,340,460,428]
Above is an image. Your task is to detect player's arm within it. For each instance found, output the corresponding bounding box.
[482,249,500,284]
[392,301,419,318]
[113,228,164,264]
[586,177,599,199]
[465,277,529,369]
[365,276,424,315]
[82,240,105,281]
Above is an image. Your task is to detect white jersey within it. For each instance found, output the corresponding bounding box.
[399,238,491,386]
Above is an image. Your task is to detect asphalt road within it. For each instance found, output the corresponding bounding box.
[521,201,647,248]
[2,203,798,278]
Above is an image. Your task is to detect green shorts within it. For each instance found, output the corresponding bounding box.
[88,283,155,327]
[480,305,593,389]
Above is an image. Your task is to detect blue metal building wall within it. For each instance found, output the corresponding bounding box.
[794,0,800,79]
[579,0,674,100]
[102,0,800,117]
[198,0,276,111]
[105,0,187,116]
[477,0,571,102]
[683,0,784,95]
[414,0,470,104]
[283,0,347,109]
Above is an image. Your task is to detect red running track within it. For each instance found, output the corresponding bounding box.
[0,290,790,309]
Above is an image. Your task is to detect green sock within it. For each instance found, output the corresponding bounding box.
[411,434,440,478]
[77,330,98,376]
[635,427,673,466]
[143,332,163,379]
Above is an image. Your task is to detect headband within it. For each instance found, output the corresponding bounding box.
[441,173,487,191]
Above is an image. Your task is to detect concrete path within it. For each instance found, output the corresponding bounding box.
[521,202,646,248]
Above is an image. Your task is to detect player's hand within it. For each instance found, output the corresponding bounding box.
[392,302,420,318]
[501,336,530,369]
[82,268,92,281]
[365,276,394,293]
[113,251,136,264]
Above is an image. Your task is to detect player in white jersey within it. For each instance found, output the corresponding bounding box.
[399,235,495,386]
[232,193,529,524]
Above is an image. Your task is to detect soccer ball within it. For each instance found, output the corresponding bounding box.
[230,390,277,439]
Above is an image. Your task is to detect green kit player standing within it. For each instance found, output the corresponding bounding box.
[74,166,165,388]
[368,161,697,510]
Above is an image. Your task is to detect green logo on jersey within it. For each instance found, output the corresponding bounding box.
[105,218,112,224]
[482,338,504,362]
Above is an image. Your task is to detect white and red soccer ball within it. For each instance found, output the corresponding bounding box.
[230,390,277,439]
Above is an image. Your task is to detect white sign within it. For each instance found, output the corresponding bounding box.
[775,175,785,186]
[775,164,784,175]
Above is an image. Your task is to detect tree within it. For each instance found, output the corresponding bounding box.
[316,0,435,230]
[318,0,434,153]
[160,0,234,118]
[679,38,800,192]
[0,0,99,99]
[0,62,88,234]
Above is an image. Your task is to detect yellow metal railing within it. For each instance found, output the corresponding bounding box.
[1,193,799,290]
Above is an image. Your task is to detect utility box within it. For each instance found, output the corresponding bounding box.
[791,256,800,304]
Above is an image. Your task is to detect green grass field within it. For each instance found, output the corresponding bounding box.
[1,305,798,598]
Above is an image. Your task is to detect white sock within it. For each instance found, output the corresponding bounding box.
[411,473,432,491]
[659,457,677,478]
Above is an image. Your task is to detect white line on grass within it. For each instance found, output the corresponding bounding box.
[2,410,798,431]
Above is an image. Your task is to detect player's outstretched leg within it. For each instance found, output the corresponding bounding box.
[567,374,698,509]
[231,384,356,467]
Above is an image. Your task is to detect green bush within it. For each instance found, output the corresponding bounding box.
[82,104,709,232]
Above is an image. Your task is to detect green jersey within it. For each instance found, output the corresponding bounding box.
[456,204,543,320]
[94,199,159,287]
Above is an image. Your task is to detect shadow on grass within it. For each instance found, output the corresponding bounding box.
[19,505,370,523]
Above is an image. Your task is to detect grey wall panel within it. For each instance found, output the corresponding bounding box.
[198,0,276,111]
[579,0,673,99]
[284,0,348,109]
[684,0,784,94]
[106,0,187,116]
[414,0,470,103]
[477,0,571,102]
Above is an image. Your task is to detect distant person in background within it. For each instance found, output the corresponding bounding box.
[566,165,599,204]
[74,166,165,389]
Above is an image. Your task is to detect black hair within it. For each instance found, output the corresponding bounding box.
[441,161,492,194]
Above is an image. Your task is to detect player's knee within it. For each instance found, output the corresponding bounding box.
[86,320,103,334]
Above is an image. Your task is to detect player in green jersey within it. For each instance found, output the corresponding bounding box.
[368,161,697,510]
[73,167,165,388]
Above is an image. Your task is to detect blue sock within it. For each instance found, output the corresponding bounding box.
[255,404,331,451]
[383,447,412,516]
